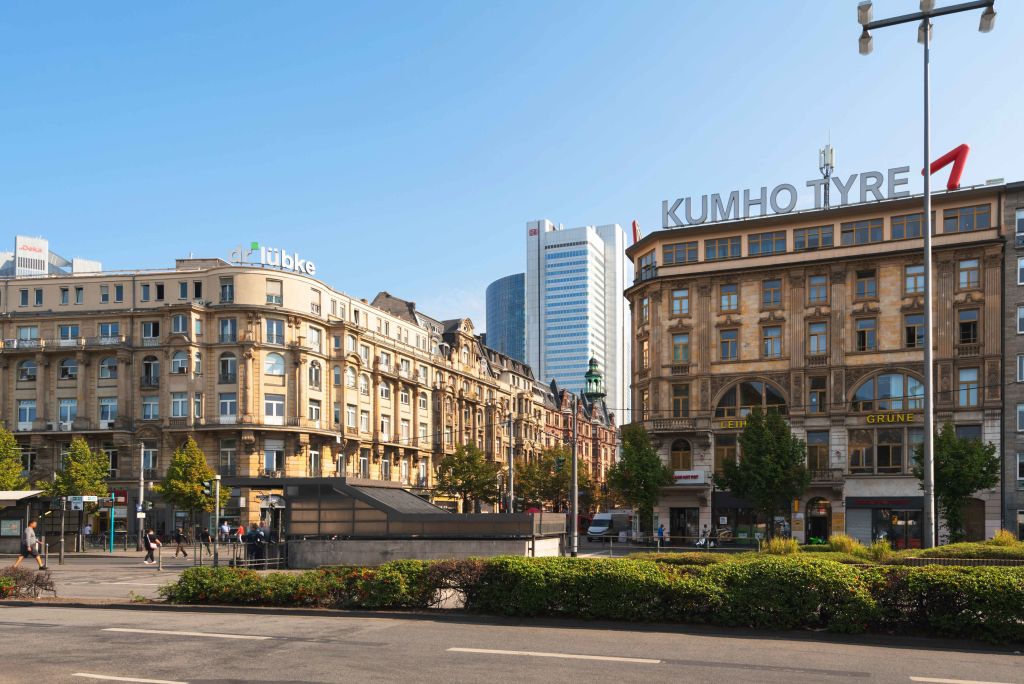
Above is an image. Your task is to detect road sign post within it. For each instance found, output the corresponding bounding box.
[213,475,221,568]
[108,492,115,553]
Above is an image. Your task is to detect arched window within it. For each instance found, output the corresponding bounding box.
[345,367,356,388]
[851,372,923,412]
[99,357,117,380]
[380,381,392,400]
[59,358,78,380]
[171,351,189,374]
[219,352,237,382]
[265,352,285,376]
[17,359,37,382]
[345,334,356,352]
[714,380,787,418]
[333,365,342,385]
[309,361,322,388]
[670,439,692,470]
[359,373,369,395]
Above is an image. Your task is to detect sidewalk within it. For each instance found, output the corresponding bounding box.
[1,551,194,600]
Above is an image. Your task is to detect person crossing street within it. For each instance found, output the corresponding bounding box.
[12,520,46,571]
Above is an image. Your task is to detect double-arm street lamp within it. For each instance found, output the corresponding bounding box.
[857,0,995,548]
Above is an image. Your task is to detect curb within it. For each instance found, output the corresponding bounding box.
[5,599,1021,654]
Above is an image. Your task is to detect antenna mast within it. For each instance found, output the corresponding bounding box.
[819,143,835,208]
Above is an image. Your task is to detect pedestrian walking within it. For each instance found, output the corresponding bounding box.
[13,520,46,571]
[236,524,246,544]
[656,523,665,547]
[172,527,189,558]
[142,528,160,564]
[200,528,213,555]
[219,520,230,543]
[82,522,93,550]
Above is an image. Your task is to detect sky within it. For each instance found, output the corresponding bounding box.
[1,1,1021,327]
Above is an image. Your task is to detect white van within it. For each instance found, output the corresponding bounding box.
[586,510,633,541]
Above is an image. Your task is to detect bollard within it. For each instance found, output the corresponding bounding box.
[43,538,49,567]
[157,543,162,571]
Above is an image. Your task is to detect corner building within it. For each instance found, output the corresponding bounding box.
[626,183,1010,546]
[0,258,615,533]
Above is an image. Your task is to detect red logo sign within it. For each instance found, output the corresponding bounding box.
[528,228,538,236]
[923,143,969,191]
[18,244,43,253]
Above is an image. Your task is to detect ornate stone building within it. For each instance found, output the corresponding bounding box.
[626,184,1007,546]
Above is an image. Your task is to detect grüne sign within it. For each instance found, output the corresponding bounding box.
[662,166,912,228]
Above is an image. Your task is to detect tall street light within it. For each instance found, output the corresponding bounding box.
[857,0,995,548]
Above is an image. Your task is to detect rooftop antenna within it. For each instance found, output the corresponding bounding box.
[819,137,835,208]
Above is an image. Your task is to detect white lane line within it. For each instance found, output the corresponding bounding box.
[447,647,660,664]
[911,678,1014,684]
[72,674,187,684]
[102,627,271,640]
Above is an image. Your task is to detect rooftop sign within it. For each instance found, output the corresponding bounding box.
[230,242,316,276]
[662,166,912,228]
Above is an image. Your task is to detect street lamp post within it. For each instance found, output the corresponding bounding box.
[857,0,995,548]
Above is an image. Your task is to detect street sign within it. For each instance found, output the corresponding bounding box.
[82,495,98,503]
[112,506,128,518]
[135,512,146,519]
[68,496,83,504]
[70,501,84,511]
[97,500,113,508]
[136,504,143,513]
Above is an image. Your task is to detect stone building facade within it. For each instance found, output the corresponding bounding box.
[0,258,615,532]
[626,184,1007,546]
[1000,182,1024,540]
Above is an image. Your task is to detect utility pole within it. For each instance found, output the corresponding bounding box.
[570,394,578,558]
[137,442,145,551]
[213,475,221,567]
[507,411,514,513]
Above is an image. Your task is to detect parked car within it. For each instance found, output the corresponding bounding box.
[587,510,633,541]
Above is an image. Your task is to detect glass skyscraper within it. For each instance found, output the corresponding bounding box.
[485,273,526,363]
[526,219,631,424]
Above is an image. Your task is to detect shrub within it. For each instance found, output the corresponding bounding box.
[629,552,731,566]
[867,540,894,564]
[799,544,833,552]
[990,529,1020,547]
[798,551,871,565]
[705,556,876,633]
[761,538,800,555]
[828,533,866,555]
[0,566,55,598]
[915,542,1024,560]
[0,576,14,599]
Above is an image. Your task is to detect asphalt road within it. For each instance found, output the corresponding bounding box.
[0,604,1020,684]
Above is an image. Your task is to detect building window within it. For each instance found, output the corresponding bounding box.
[400,387,410,405]
[219,277,234,303]
[720,283,738,311]
[904,314,924,349]
[672,333,690,362]
[309,361,322,389]
[171,392,188,418]
[380,381,392,400]
[359,374,369,395]
[59,358,78,380]
[719,330,738,361]
[381,414,392,436]
[142,396,159,420]
[1018,404,1024,432]
[637,250,656,281]
[344,404,357,429]
[762,279,781,308]
[958,368,979,407]
[220,439,237,473]
[705,236,741,261]
[851,373,924,412]
[958,309,979,345]
[1018,257,1024,286]
[219,393,237,418]
[1018,354,1024,383]
[639,296,649,324]
[855,270,877,299]
[1019,307,1024,335]
[748,231,786,256]
[891,212,923,240]
[794,225,833,251]
[18,400,36,426]
[264,439,284,473]
[170,351,189,374]
[841,218,883,245]
[17,360,37,382]
[904,264,924,294]
[142,321,160,341]
[671,288,689,316]
[714,434,737,476]
[219,353,237,383]
[762,326,782,358]
[266,318,284,345]
[672,384,690,418]
[640,389,649,420]
[171,314,187,335]
[807,431,829,471]
[808,275,828,305]
[808,321,828,355]
[639,339,650,369]
[264,352,285,376]
[219,318,237,343]
[943,204,991,233]
[663,241,697,265]
[99,322,120,341]
[99,285,109,303]
[308,399,321,421]
[98,357,117,381]
[266,279,283,305]
[855,318,877,352]
[178,281,188,300]
[307,326,322,352]
[808,377,827,414]
[357,410,368,432]
[264,394,285,422]
[958,259,980,289]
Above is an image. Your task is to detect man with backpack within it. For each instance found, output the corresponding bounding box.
[172,527,189,558]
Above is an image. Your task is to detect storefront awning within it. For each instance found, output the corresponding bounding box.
[0,490,44,508]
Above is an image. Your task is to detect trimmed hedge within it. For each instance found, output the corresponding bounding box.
[913,542,1024,561]
[160,556,1024,643]
[628,552,731,566]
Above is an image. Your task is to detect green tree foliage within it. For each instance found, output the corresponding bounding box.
[0,426,28,491]
[607,424,671,531]
[37,437,110,498]
[434,443,501,513]
[913,421,1000,543]
[155,437,228,524]
[514,445,595,512]
[715,409,809,538]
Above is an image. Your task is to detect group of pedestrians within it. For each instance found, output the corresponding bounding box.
[139,521,273,565]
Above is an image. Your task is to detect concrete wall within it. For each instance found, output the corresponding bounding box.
[288,536,563,569]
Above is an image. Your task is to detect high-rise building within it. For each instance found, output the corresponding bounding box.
[526,219,631,424]
[485,273,526,363]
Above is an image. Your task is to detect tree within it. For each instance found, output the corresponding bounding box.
[715,408,809,539]
[433,443,501,513]
[37,437,109,498]
[606,423,671,532]
[155,437,228,529]
[913,421,999,543]
[0,426,28,491]
[514,446,596,513]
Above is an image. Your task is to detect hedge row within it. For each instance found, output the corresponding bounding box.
[160,556,1024,643]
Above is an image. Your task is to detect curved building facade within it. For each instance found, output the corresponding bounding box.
[485,273,525,364]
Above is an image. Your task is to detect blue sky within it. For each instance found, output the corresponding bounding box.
[1,1,1020,326]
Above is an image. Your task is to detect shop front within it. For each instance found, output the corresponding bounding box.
[845,496,923,548]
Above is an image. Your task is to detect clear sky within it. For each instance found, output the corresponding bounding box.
[1,1,1020,326]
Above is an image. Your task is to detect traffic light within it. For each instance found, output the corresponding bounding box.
[555,456,565,473]
[145,501,154,511]
[202,480,212,496]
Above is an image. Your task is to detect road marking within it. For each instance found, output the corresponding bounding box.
[72,674,187,684]
[103,628,271,640]
[911,678,1014,684]
[447,647,660,664]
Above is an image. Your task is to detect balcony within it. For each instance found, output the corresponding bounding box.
[260,468,284,478]
[670,364,690,376]
[1,338,40,351]
[141,337,161,347]
[218,373,237,384]
[955,343,981,358]
[345,426,358,436]
[809,468,843,483]
[649,418,696,432]
[140,375,160,389]
[806,353,828,367]
[143,468,158,480]
[168,418,190,428]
